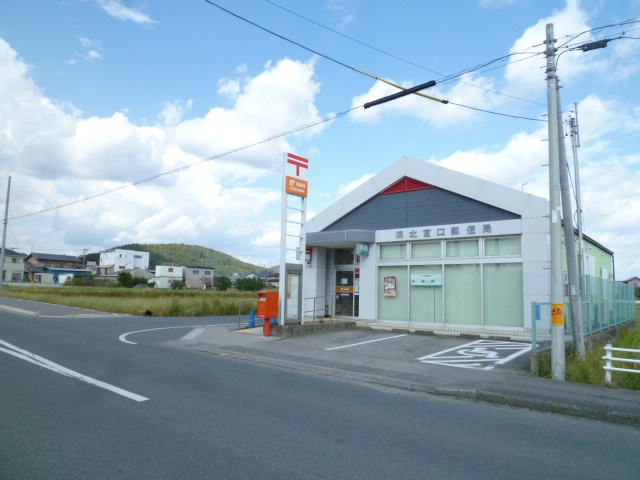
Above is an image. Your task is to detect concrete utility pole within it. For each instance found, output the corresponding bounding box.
[545,23,565,380]
[557,89,586,360]
[569,108,586,279]
[0,176,11,292]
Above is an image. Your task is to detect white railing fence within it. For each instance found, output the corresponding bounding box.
[602,344,640,385]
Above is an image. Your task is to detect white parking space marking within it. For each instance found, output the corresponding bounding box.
[326,334,408,351]
[181,328,206,341]
[416,339,531,370]
[0,338,148,402]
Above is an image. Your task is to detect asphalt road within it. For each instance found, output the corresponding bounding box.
[1,304,639,479]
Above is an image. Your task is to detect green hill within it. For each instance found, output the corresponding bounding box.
[86,243,269,276]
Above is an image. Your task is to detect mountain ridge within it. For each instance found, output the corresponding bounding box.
[86,243,269,276]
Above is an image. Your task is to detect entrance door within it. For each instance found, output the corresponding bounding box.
[335,269,359,317]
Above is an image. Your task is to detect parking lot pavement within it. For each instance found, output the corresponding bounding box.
[169,327,533,392]
[169,326,640,427]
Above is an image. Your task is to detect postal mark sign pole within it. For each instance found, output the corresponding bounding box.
[279,152,309,326]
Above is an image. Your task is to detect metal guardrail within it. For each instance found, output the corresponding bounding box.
[603,344,640,385]
[303,295,329,323]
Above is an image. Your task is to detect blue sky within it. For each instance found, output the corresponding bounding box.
[0,0,639,279]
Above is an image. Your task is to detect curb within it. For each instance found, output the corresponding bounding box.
[474,390,640,427]
[191,345,640,428]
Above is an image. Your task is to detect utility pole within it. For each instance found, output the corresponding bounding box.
[0,176,11,292]
[545,23,565,380]
[569,107,586,279]
[557,88,585,359]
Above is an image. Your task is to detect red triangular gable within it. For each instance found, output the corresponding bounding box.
[380,177,435,195]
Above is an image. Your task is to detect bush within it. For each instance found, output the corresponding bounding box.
[117,271,134,287]
[214,276,232,291]
[234,277,266,291]
[170,280,186,290]
[117,271,151,288]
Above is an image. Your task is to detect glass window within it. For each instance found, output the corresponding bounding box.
[446,239,479,258]
[483,263,524,327]
[334,249,355,265]
[444,264,481,325]
[193,270,199,275]
[485,237,521,256]
[204,270,211,275]
[411,242,441,259]
[380,244,406,260]
[410,265,443,323]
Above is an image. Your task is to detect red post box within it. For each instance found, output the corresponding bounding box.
[257,291,279,336]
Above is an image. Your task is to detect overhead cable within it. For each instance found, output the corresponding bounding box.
[263,0,546,107]
[9,107,362,221]
[203,0,543,112]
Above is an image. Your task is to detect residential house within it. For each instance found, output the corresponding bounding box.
[23,253,86,284]
[181,264,215,289]
[623,276,640,288]
[23,262,54,284]
[1,248,26,282]
[99,249,150,272]
[24,253,82,269]
[154,265,184,289]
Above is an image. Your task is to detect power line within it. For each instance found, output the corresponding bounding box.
[263,0,546,107]
[447,102,545,122]
[9,106,363,221]
[10,2,554,221]
[203,0,546,114]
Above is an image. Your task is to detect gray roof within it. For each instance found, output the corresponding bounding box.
[1,248,25,257]
[29,252,81,262]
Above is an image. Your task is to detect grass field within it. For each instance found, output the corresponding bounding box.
[0,285,259,317]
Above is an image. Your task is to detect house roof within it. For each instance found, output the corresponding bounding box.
[306,156,548,235]
[1,248,25,257]
[24,262,45,273]
[27,252,81,262]
[180,264,215,269]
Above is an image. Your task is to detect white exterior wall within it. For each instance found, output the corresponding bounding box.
[99,249,149,271]
[356,245,377,321]
[302,247,327,320]
[2,256,25,282]
[155,265,183,278]
[154,265,184,289]
[303,156,555,340]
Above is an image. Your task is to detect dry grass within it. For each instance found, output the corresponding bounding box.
[0,285,259,316]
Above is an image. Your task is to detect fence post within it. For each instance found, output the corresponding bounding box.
[604,343,612,385]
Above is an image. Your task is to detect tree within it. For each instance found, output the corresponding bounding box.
[170,280,186,290]
[118,271,150,288]
[117,271,134,288]
[234,277,266,291]
[214,276,232,291]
